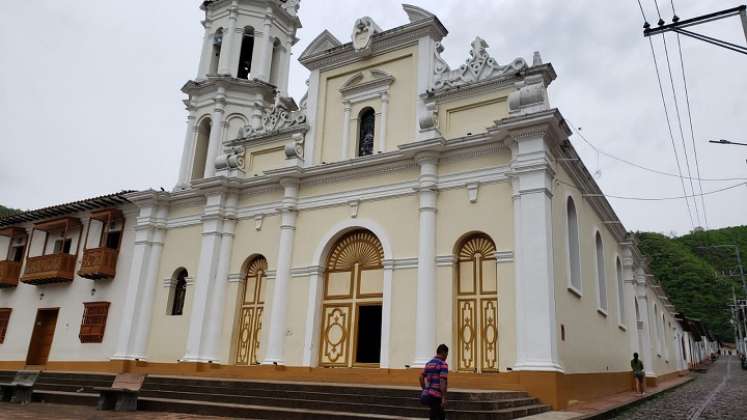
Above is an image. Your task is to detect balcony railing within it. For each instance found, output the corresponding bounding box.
[21,253,77,285]
[0,261,22,288]
[78,247,119,280]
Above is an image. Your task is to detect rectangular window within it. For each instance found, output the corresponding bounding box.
[79,302,110,343]
[53,238,72,254]
[105,230,121,249]
[10,245,25,262]
[0,308,11,343]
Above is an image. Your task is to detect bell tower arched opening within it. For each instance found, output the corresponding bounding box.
[237,26,255,79]
[191,118,212,180]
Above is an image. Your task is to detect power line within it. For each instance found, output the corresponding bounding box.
[670,0,709,228]
[559,179,746,201]
[659,12,702,227]
[568,122,747,182]
[647,35,696,228]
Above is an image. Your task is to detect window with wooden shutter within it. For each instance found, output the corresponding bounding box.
[79,302,110,343]
[0,308,11,343]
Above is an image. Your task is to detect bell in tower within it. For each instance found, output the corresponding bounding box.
[174,0,302,190]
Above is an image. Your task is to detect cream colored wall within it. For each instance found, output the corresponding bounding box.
[315,47,417,164]
[645,289,681,376]
[146,224,201,363]
[0,208,137,363]
[437,88,512,140]
[552,165,631,373]
[435,182,516,370]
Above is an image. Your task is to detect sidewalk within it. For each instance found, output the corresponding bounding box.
[523,374,694,420]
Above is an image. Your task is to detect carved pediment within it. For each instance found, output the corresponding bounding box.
[431,37,528,92]
[339,69,394,96]
[402,4,436,22]
[238,103,307,140]
[300,30,342,59]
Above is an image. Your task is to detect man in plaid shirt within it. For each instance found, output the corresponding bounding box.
[419,344,449,420]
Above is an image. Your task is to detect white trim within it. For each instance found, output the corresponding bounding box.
[564,193,583,294]
[227,273,242,283]
[592,227,608,313]
[567,285,583,298]
[303,218,395,368]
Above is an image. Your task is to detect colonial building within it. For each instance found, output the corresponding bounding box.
[0,1,703,410]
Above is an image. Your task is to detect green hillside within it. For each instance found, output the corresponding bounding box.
[635,226,747,342]
[0,205,21,218]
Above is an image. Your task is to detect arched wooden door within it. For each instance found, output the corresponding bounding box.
[455,234,498,372]
[319,230,384,367]
[235,256,267,365]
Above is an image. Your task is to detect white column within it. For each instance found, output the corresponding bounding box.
[380,260,394,368]
[112,218,153,359]
[303,69,321,167]
[196,24,213,79]
[636,283,655,376]
[377,92,389,153]
[204,94,226,178]
[131,223,165,358]
[217,6,238,75]
[340,101,352,160]
[175,114,197,190]
[203,193,238,362]
[413,152,439,366]
[511,130,562,372]
[414,36,437,140]
[263,178,299,364]
[277,44,291,97]
[255,15,274,82]
[112,201,165,360]
[183,193,226,362]
[302,266,324,366]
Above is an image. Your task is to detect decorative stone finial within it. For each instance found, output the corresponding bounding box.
[352,17,382,56]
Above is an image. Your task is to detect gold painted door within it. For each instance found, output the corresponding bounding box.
[456,235,499,372]
[235,257,267,365]
[319,230,384,367]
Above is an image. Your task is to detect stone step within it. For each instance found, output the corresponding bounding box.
[138,387,538,412]
[144,375,528,401]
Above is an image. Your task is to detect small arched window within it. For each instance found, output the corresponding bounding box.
[192,118,212,180]
[209,28,224,75]
[170,268,188,316]
[358,107,375,157]
[237,27,254,79]
[595,232,608,312]
[616,258,625,323]
[566,197,581,292]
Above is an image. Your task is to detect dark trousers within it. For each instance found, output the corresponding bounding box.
[421,394,445,420]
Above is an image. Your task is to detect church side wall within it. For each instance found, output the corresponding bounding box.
[552,165,631,374]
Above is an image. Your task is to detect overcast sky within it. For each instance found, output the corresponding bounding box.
[0,0,745,235]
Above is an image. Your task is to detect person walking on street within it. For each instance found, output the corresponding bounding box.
[419,344,449,420]
[631,352,645,395]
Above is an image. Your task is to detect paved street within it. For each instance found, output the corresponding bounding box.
[0,404,230,420]
[612,356,747,420]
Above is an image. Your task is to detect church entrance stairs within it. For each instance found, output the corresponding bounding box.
[3,370,551,419]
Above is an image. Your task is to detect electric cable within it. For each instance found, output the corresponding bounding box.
[660,26,702,226]
[670,0,710,228]
[647,36,696,228]
[558,179,746,201]
[567,121,747,182]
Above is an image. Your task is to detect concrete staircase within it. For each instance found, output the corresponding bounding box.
[1,370,550,419]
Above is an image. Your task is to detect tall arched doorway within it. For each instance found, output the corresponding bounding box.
[455,233,498,372]
[319,229,384,367]
[235,255,267,365]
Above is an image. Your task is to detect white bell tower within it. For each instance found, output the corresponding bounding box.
[175,0,301,190]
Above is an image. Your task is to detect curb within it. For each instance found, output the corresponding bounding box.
[575,375,695,420]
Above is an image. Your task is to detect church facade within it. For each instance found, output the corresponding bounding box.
[0,1,707,409]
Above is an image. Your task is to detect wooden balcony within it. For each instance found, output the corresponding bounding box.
[78,247,118,280]
[21,253,77,285]
[0,261,22,288]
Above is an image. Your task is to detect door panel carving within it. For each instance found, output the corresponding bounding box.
[456,234,499,373]
[235,256,267,365]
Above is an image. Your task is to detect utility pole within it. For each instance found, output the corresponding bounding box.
[643,5,747,55]
[733,288,744,354]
